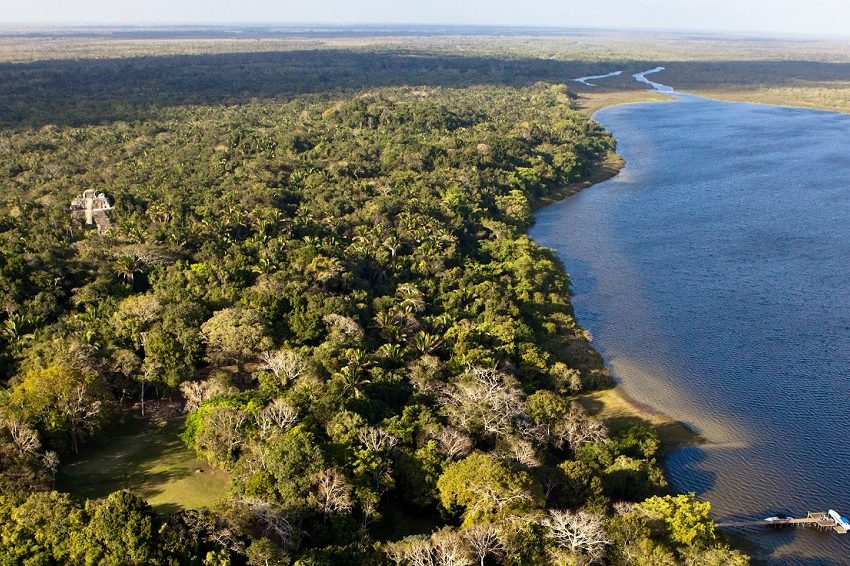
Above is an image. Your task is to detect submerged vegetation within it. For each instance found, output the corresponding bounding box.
[0,31,751,564]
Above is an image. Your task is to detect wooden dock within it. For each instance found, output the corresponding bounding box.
[717,512,849,534]
[772,512,849,534]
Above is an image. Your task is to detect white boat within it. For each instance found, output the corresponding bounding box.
[828,510,850,530]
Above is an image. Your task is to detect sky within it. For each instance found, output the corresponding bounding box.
[2,0,850,37]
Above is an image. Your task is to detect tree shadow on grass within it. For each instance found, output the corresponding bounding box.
[57,417,227,512]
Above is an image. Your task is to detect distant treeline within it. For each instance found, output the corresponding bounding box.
[3,40,850,129]
[0,49,624,127]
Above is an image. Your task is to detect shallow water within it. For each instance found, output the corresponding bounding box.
[530,95,850,564]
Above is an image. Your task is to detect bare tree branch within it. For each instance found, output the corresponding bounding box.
[544,509,610,559]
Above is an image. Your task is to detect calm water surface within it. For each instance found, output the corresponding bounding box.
[530,95,850,565]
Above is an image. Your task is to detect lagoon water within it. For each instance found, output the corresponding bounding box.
[530,94,850,564]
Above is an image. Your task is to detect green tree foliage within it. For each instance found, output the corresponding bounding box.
[76,490,161,565]
[245,424,327,512]
[0,489,192,565]
[9,364,112,453]
[0,490,84,564]
[437,452,541,526]
[201,307,273,367]
[0,71,742,563]
[610,496,750,565]
[636,494,716,548]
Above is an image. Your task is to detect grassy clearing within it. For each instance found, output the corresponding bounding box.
[57,416,229,514]
[578,388,703,456]
[690,85,850,114]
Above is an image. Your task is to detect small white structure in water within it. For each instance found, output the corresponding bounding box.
[70,189,113,232]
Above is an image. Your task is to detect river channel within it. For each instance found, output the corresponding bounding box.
[530,86,850,564]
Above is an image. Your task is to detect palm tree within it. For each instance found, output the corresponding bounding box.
[250,207,282,235]
[396,283,425,314]
[114,255,144,286]
[383,235,401,259]
[376,343,404,366]
[335,349,374,400]
[373,311,399,342]
[411,331,443,355]
[1,313,34,355]
[253,257,277,275]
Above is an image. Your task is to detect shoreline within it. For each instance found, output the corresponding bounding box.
[571,90,671,117]
[541,88,839,562]
[573,83,850,117]
[537,88,759,560]
[532,89,704,456]
[577,385,704,456]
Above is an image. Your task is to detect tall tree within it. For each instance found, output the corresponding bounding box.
[11,365,111,453]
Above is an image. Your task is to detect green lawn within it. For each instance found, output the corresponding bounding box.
[57,416,229,514]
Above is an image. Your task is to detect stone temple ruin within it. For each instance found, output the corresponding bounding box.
[70,189,113,233]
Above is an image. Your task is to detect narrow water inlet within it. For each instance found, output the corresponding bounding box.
[572,70,623,86]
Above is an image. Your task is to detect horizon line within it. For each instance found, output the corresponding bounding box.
[0,22,849,41]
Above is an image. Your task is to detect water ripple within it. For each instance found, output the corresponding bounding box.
[531,95,850,565]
